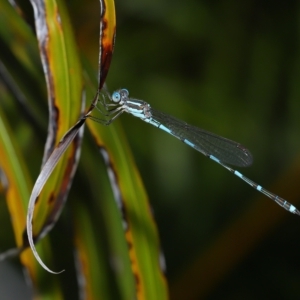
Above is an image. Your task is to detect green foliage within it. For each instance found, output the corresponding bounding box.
[1,0,300,299]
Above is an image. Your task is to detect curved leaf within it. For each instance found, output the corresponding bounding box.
[25,0,84,272]
[26,0,116,274]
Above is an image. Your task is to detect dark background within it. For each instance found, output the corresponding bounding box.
[71,0,300,299]
[2,0,300,299]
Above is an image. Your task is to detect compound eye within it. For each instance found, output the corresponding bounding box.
[122,89,129,96]
[112,92,121,103]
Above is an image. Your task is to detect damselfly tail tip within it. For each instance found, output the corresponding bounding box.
[291,206,300,216]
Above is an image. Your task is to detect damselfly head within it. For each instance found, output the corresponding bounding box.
[112,89,129,103]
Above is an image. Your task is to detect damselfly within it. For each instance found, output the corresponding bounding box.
[88,89,299,216]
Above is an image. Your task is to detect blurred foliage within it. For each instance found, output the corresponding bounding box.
[1,0,300,299]
[74,0,300,299]
[0,0,166,299]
